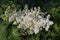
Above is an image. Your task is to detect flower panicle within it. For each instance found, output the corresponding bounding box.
[5,5,54,34]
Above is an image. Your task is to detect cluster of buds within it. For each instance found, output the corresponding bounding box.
[5,5,53,34]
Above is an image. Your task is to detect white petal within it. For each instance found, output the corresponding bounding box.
[45,25,50,31]
[13,21,17,25]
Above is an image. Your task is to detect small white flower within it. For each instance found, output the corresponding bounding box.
[33,27,39,34]
[29,30,33,34]
[16,17,22,23]
[9,16,14,22]
[48,21,54,25]
[47,14,50,19]
[45,25,50,31]
[13,21,17,25]
[17,24,22,28]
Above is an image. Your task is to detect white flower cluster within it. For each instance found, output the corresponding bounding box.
[5,5,53,34]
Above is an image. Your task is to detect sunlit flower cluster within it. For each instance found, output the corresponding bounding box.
[5,5,53,34]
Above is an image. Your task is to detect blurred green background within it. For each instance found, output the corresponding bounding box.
[0,0,60,40]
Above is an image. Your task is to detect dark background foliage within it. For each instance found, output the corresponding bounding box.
[0,0,60,40]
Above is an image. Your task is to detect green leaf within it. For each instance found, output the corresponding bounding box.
[0,22,8,40]
[8,26,20,40]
